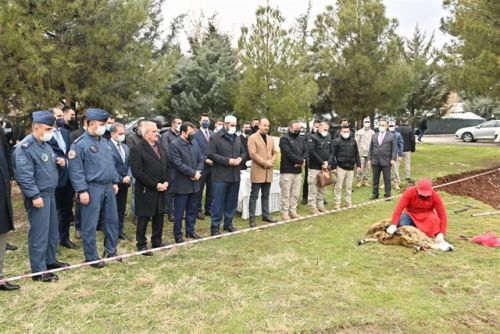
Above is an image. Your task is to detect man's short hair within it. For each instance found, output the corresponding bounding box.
[288,120,300,127]
[199,113,209,120]
[62,106,73,113]
[400,117,408,124]
[340,125,350,129]
[180,121,196,133]
[313,119,321,125]
[110,122,124,133]
[340,118,348,124]
[171,117,182,125]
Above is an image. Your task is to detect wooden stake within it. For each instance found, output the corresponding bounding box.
[471,211,500,217]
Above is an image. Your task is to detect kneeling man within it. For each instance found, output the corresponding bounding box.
[386,178,454,251]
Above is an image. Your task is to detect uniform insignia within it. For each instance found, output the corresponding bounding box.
[41,153,49,162]
[16,158,27,166]
[21,142,29,148]
[68,150,77,160]
[89,145,98,153]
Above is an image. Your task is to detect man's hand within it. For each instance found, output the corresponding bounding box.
[390,160,396,165]
[122,176,131,184]
[79,192,90,206]
[163,182,168,190]
[386,224,397,235]
[192,171,202,181]
[10,180,16,187]
[205,159,213,165]
[322,161,329,169]
[32,197,44,208]
[56,157,66,167]
[434,233,444,243]
[235,157,242,165]
[113,184,119,194]
[156,183,167,192]
[356,167,362,173]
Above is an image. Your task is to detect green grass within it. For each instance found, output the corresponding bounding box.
[1,143,499,333]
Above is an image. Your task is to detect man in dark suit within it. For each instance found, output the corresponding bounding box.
[48,107,77,249]
[109,122,132,241]
[170,122,205,243]
[368,119,398,200]
[193,113,214,220]
[0,125,19,290]
[239,122,252,170]
[129,121,168,255]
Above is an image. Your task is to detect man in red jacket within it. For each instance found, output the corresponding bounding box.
[386,178,454,251]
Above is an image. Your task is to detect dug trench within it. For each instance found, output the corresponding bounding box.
[435,166,500,209]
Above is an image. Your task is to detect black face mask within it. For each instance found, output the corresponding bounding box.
[244,129,252,135]
[290,130,300,137]
[187,133,194,142]
[252,125,259,132]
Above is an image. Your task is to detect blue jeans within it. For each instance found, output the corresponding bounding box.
[173,193,198,240]
[210,181,240,233]
[398,212,415,227]
[418,129,425,141]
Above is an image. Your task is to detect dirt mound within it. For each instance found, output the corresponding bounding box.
[435,167,500,209]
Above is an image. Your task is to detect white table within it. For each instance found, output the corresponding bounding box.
[237,170,281,219]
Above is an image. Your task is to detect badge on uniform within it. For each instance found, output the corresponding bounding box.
[89,145,98,153]
[68,149,77,160]
[41,153,49,162]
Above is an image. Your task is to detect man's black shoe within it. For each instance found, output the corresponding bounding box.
[0,282,20,291]
[211,230,220,237]
[384,195,392,201]
[301,198,307,205]
[262,216,276,223]
[323,199,328,205]
[175,238,185,244]
[204,211,211,216]
[118,232,130,241]
[5,243,17,251]
[186,232,202,239]
[370,195,379,200]
[152,243,166,248]
[223,226,236,233]
[47,261,70,270]
[32,273,58,282]
[60,240,78,249]
[168,213,174,222]
[197,212,205,220]
[139,247,153,256]
[88,260,106,269]
[103,251,122,262]
[249,218,256,228]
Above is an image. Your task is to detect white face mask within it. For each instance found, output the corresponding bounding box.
[95,125,106,136]
[106,124,112,132]
[227,126,237,135]
[321,131,328,137]
[379,126,387,133]
[175,124,181,132]
[341,132,350,139]
[117,134,126,143]
[389,126,395,132]
[41,131,54,142]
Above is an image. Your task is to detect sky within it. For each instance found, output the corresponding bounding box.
[160,0,451,52]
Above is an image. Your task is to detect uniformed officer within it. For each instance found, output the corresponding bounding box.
[13,111,69,282]
[68,108,122,268]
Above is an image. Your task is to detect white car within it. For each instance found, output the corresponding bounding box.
[455,120,500,142]
[494,129,500,143]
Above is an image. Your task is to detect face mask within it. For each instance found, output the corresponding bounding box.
[379,127,386,133]
[252,125,259,132]
[187,133,194,142]
[55,118,65,128]
[292,130,301,136]
[106,124,112,132]
[341,132,350,139]
[227,126,237,135]
[201,120,210,129]
[69,117,78,126]
[117,134,126,143]
[41,131,54,142]
[389,126,395,132]
[244,129,252,135]
[175,124,181,132]
[95,125,106,136]
[321,131,328,137]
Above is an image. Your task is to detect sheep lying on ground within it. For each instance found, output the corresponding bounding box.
[357,219,454,252]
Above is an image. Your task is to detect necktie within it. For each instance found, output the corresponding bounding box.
[54,129,66,153]
[378,132,384,145]
[151,144,160,158]
[205,130,210,141]
[117,142,125,163]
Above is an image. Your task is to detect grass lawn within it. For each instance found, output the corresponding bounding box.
[1,143,499,333]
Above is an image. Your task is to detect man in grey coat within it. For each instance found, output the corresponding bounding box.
[368,119,397,200]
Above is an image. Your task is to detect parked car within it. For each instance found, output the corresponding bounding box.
[455,120,500,142]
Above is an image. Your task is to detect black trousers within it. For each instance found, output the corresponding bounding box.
[136,214,164,249]
[249,182,271,219]
[55,181,75,243]
[115,183,128,234]
[302,163,309,201]
[372,164,392,198]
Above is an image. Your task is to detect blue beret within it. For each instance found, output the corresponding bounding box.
[32,111,55,126]
[85,108,109,122]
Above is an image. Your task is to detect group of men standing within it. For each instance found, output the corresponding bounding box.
[0,107,416,290]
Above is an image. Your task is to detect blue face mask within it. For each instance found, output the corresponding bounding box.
[201,120,210,129]
[55,118,66,128]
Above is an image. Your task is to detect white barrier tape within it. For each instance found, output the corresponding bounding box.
[1,167,498,285]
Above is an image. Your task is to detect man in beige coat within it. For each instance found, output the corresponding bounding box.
[248,118,277,227]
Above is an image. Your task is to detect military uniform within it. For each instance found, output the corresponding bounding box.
[68,109,122,263]
[13,111,67,280]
